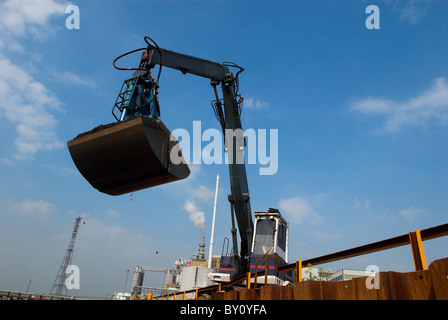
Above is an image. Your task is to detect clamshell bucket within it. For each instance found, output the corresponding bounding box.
[67,116,190,196]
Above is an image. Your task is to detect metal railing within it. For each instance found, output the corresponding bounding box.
[151,222,448,300]
[0,290,77,300]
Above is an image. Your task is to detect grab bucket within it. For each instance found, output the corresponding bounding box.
[67,116,190,196]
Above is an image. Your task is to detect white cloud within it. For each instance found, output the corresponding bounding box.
[162,165,214,232]
[188,185,215,202]
[44,163,78,175]
[76,216,150,261]
[278,196,323,225]
[105,209,121,218]
[352,197,371,210]
[0,0,68,42]
[350,77,448,132]
[183,200,206,233]
[12,198,55,215]
[0,55,64,159]
[50,70,97,88]
[312,229,345,242]
[400,0,427,25]
[244,97,269,110]
[0,0,69,159]
[399,207,427,222]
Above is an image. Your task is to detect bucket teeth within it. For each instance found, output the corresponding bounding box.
[67,116,190,196]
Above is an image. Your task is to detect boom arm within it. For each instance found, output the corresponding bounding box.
[145,44,231,81]
[143,43,253,274]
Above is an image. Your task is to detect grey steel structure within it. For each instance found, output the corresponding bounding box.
[49,216,82,296]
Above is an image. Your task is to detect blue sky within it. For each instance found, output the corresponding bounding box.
[0,0,447,297]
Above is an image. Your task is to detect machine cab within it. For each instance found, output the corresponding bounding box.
[208,208,290,284]
[252,208,289,262]
[246,208,292,285]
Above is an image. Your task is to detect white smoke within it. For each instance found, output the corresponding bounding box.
[183,200,206,233]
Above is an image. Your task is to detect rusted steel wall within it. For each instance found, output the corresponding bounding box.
[210,257,448,300]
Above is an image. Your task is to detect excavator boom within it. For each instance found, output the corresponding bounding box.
[68,37,253,275]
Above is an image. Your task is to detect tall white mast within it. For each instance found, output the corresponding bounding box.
[208,174,220,268]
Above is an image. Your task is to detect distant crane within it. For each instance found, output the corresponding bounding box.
[49,216,82,296]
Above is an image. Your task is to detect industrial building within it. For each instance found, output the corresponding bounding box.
[127,236,219,299]
[301,266,371,282]
[121,235,375,300]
